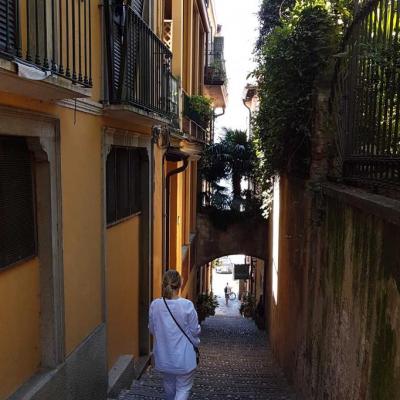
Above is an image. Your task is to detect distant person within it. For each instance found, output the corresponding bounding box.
[224,282,231,305]
[149,270,200,400]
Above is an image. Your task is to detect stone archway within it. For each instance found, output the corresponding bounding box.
[195,211,269,267]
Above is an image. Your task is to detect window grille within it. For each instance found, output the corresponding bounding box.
[0,136,36,269]
[106,146,142,225]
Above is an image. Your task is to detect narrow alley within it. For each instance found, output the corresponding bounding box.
[1,0,400,398]
[117,297,300,400]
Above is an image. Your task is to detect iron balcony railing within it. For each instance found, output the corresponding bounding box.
[182,92,211,143]
[105,2,179,121]
[331,0,400,194]
[204,51,226,86]
[0,0,92,87]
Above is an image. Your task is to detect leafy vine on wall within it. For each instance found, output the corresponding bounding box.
[252,0,351,208]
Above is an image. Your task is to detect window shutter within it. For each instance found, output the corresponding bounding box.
[0,136,36,269]
[106,149,117,225]
[116,147,130,220]
[106,146,142,225]
[0,0,17,54]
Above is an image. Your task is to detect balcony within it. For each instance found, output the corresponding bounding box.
[104,3,179,126]
[204,45,227,108]
[204,53,226,86]
[182,92,211,143]
[0,0,92,100]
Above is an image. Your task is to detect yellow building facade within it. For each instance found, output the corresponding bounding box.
[0,0,225,399]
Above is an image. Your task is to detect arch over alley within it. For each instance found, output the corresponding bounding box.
[195,211,269,268]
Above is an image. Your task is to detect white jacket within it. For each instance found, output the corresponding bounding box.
[149,297,201,374]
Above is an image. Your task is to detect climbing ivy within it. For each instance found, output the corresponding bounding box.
[252,0,349,201]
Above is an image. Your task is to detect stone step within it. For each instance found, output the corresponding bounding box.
[117,315,301,400]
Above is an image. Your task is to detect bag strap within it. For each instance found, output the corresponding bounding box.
[163,297,198,351]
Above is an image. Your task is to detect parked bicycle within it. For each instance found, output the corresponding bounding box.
[229,291,236,301]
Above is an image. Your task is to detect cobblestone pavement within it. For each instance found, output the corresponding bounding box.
[118,312,301,400]
[214,294,241,317]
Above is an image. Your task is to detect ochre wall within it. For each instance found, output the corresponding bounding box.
[0,94,104,357]
[168,161,183,272]
[181,267,197,301]
[267,175,400,400]
[60,110,103,355]
[0,258,41,399]
[255,260,265,303]
[152,147,165,299]
[106,217,140,368]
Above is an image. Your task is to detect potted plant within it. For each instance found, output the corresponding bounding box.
[239,293,256,318]
[196,292,218,323]
[185,95,213,129]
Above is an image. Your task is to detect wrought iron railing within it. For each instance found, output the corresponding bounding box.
[182,92,210,142]
[204,51,226,85]
[105,2,179,121]
[331,0,400,193]
[0,0,92,87]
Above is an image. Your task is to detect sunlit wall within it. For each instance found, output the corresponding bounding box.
[272,176,280,304]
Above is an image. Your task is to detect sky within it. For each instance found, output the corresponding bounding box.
[212,0,261,263]
[213,0,261,140]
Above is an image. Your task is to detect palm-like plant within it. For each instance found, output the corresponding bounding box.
[199,129,256,210]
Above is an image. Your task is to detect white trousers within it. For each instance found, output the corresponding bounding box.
[162,371,195,400]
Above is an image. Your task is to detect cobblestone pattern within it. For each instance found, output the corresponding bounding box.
[118,314,301,400]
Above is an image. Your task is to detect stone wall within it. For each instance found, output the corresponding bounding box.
[266,87,400,400]
[196,210,269,267]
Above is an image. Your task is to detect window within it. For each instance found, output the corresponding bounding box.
[0,136,36,269]
[0,0,17,54]
[106,146,142,225]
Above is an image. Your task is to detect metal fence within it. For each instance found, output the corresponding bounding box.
[105,2,178,121]
[204,51,226,86]
[0,0,92,87]
[332,0,400,192]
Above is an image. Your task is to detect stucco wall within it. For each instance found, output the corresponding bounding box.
[0,258,41,399]
[60,110,103,355]
[152,147,165,299]
[106,217,140,368]
[268,176,400,400]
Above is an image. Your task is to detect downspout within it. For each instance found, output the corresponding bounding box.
[164,151,189,270]
[242,100,253,193]
[211,108,224,143]
[214,108,225,119]
[242,99,252,137]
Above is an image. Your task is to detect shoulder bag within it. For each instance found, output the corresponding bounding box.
[163,297,200,365]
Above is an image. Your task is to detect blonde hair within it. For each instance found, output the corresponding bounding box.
[162,270,182,299]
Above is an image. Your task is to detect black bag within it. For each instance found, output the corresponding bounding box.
[224,286,227,294]
[163,297,200,365]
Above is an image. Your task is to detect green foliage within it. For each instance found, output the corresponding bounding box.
[257,0,295,49]
[185,95,213,128]
[199,129,258,211]
[208,59,227,83]
[239,293,256,318]
[200,207,263,231]
[196,292,219,323]
[253,0,340,194]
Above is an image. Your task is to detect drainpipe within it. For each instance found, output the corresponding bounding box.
[242,99,252,138]
[211,108,224,143]
[242,100,253,194]
[164,148,189,270]
[214,108,225,119]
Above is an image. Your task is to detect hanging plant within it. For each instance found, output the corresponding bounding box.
[185,95,213,128]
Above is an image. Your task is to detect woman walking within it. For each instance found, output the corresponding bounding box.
[149,270,201,400]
